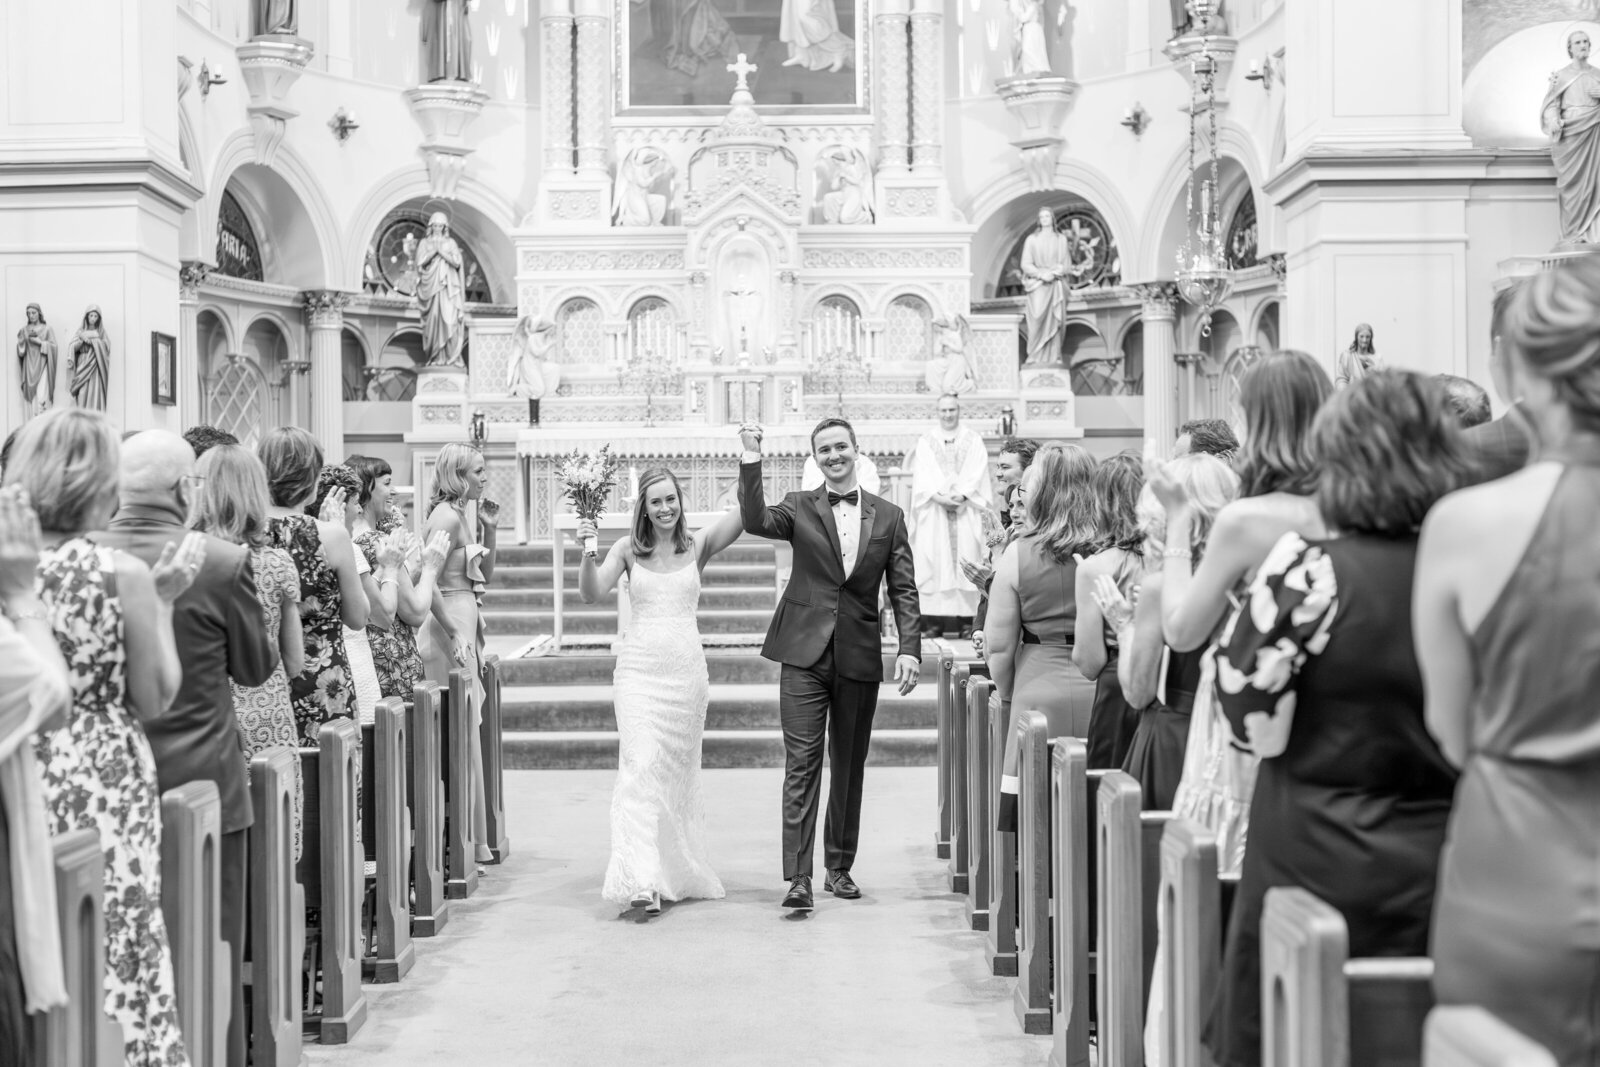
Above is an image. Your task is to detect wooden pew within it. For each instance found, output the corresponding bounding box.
[481,653,510,864]
[963,675,995,932]
[1261,887,1434,1067]
[33,829,123,1067]
[364,699,414,983]
[935,646,956,860]
[1014,708,1052,1034]
[1155,818,1232,1067]
[946,660,973,893]
[441,666,479,900]
[1048,737,1091,1067]
[1424,1008,1557,1067]
[298,719,368,1044]
[984,687,1018,977]
[160,780,229,1067]
[246,747,304,1067]
[1095,771,1173,1066]
[409,681,449,936]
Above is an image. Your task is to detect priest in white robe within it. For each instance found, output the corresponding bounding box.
[908,395,993,636]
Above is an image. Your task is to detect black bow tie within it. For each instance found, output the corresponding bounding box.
[827,489,859,507]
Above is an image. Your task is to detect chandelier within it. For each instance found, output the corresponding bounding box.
[1174,49,1232,337]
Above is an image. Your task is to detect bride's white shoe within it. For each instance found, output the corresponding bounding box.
[630,889,662,914]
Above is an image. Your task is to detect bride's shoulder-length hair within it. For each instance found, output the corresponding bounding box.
[631,467,693,556]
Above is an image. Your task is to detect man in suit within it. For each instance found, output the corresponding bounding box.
[92,430,277,1067]
[1464,284,1535,483]
[738,418,922,910]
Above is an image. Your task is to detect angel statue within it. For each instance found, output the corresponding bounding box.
[15,303,57,418]
[506,315,561,426]
[819,146,875,225]
[612,147,675,227]
[924,314,977,396]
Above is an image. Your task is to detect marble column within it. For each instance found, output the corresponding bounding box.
[1133,282,1180,457]
[542,0,576,175]
[178,262,210,431]
[304,291,351,455]
[908,0,943,174]
[874,0,911,175]
[573,0,610,180]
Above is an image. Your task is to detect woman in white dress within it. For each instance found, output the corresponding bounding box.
[577,468,745,915]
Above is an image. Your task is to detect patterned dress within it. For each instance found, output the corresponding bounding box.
[355,530,424,700]
[32,538,188,1067]
[232,545,303,858]
[266,514,354,744]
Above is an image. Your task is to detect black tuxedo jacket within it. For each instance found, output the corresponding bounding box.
[92,504,278,834]
[739,460,921,682]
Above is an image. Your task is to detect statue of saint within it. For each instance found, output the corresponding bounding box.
[1542,30,1600,246]
[1170,0,1226,38]
[68,305,110,412]
[422,0,473,83]
[1020,208,1079,366]
[611,147,673,227]
[254,0,296,36]
[779,0,853,73]
[925,315,977,396]
[1008,0,1052,76]
[416,213,467,367]
[506,316,560,426]
[15,304,56,418]
[1335,323,1381,388]
[819,146,875,224]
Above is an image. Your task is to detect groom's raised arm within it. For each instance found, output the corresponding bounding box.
[737,454,796,542]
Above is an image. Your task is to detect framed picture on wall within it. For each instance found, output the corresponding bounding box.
[151,332,177,406]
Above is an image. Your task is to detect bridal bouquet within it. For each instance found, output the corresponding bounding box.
[557,445,620,556]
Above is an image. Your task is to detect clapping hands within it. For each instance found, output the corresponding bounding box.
[1144,440,1189,514]
[421,530,451,574]
[1091,573,1138,633]
[318,487,350,528]
[152,532,208,604]
[0,488,42,603]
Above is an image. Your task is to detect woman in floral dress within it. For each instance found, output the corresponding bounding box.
[310,464,393,724]
[7,409,203,1066]
[257,428,369,743]
[189,443,306,857]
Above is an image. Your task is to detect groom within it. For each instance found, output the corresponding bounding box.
[738,418,922,910]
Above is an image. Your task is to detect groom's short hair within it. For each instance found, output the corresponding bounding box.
[810,416,857,451]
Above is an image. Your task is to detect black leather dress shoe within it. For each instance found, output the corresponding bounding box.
[782,876,813,910]
[824,869,861,899]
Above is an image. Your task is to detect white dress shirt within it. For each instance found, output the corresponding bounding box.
[832,486,861,576]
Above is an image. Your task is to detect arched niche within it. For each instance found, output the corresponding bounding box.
[1121,320,1145,396]
[884,294,934,359]
[555,298,605,364]
[1255,301,1281,352]
[973,191,1123,300]
[360,197,512,306]
[1061,322,1114,395]
[341,328,367,401]
[217,165,327,288]
[371,327,424,401]
[1152,155,1256,290]
[628,296,678,361]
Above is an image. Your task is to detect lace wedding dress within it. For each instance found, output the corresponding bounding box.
[601,560,725,905]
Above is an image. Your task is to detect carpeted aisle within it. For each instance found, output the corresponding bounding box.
[305,767,1053,1067]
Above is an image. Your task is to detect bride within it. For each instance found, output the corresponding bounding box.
[578,469,745,914]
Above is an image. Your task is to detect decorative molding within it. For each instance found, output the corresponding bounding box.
[404,82,491,199]
[520,249,684,272]
[235,36,314,166]
[549,189,605,221]
[179,261,212,300]
[801,247,963,271]
[1264,252,1286,283]
[1131,281,1182,319]
[300,289,352,328]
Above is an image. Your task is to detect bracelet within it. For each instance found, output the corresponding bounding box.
[379,577,398,588]
[1162,550,1192,561]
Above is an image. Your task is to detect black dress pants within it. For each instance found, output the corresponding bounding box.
[0,791,30,1066]
[222,828,248,1067]
[778,639,880,881]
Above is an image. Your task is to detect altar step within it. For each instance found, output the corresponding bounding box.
[495,650,938,687]
[481,586,773,611]
[491,563,775,590]
[493,542,777,567]
[502,730,937,771]
[502,683,933,732]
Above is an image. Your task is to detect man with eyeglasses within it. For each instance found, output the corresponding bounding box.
[91,429,277,1067]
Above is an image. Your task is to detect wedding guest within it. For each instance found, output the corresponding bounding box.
[1436,373,1492,428]
[986,442,1099,827]
[967,437,1041,650]
[1072,451,1145,769]
[183,424,239,459]
[259,428,368,742]
[420,443,496,863]
[1173,418,1239,459]
[1417,258,1600,1064]
[8,409,200,1066]
[312,464,395,723]
[189,443,305,857]
[1204,370,1470,1067]
[1096,452,1238,810]
[1463,285,1535,482]
[0,487,71,1065]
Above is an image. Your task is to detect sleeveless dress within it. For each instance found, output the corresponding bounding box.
[266,514,354,743]
[32,539,188,1067]
[1431,456,1600,1067]
[601,559,725,904]
[343,550,382,724]
[1122,644,1203,812]
[1202,534,1456,1067]
[232,545,303,859]
[355,529,424,699]
[1084,547,1142,769]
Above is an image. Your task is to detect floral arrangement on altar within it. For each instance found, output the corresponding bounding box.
[557,445,620,556]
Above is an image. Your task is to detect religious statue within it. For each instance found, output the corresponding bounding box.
[1020,207,1086,365]
[818,146,875,225]
[416,213,467,367]
[1542,29,1600,246]
[506,316,560,427]
[1171,0,1226,38]
[1008,0,1053,76]
[925,314,977,396]
[68,305,110,412]
[15,304,57,418]
[1335,323,1381,388]
[422,0,473,83]
[611,147,674,227]
[254,0,296,36]
[780,0,853,73]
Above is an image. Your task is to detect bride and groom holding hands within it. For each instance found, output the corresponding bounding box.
[577,417,922,915]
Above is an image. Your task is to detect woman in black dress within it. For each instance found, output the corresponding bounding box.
[1202,370,1475,1067]
[1072,451,1145,770]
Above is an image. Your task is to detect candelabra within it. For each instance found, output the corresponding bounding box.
[812,345,872,418]
[619,348,681,428]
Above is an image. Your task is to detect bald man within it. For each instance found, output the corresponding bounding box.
[90,429,276,1067]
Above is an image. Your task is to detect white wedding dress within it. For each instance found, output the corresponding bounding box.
[601,559,726,904]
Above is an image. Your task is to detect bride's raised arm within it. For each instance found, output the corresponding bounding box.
[577,519,630,602]
[696,507,745,571]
